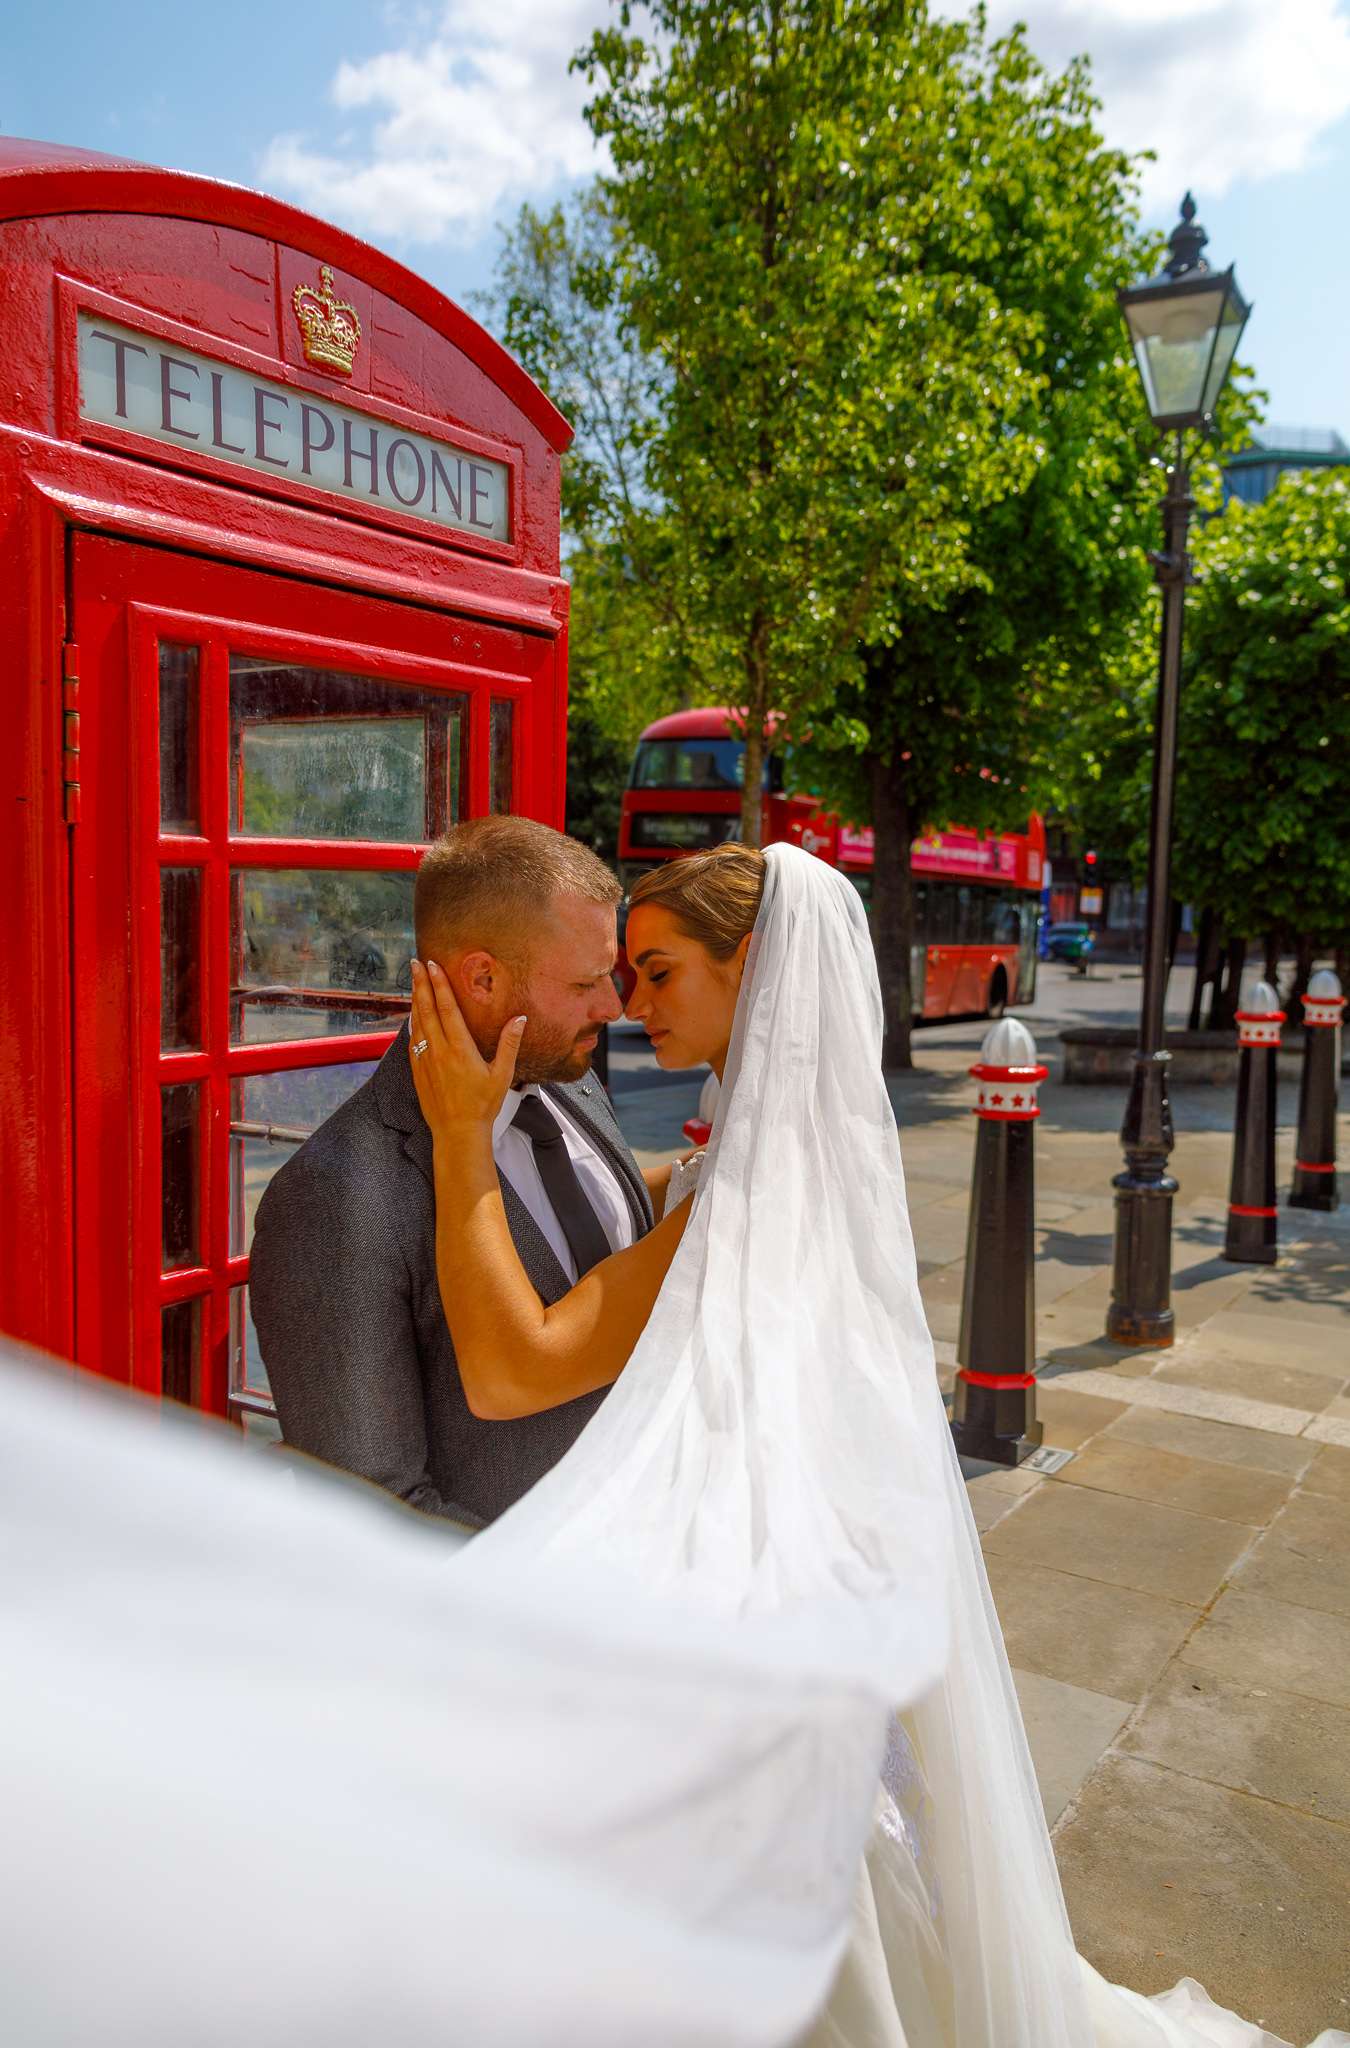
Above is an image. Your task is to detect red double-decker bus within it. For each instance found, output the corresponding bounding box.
[619,707,1043,1021]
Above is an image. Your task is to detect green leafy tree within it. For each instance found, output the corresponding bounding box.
[574,0,1050,844]
[563,695,633,862]
[485,193,685,814]
[488,189,662,550]
[793,24,1170,1064]
[1171,467,1350,972]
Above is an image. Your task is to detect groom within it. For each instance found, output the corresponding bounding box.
[250,816,657,1528]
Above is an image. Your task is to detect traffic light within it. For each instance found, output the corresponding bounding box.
[1084,849,1098,867]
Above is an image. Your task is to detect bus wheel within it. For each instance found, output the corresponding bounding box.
[986,968,1008,1021]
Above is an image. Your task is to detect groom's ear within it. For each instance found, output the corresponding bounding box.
[452,948,500,1009]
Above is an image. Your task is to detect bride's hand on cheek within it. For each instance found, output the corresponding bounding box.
[408,960,527,1141]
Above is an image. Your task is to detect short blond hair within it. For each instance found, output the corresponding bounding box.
[414,816,620,964]
[627,844,766,961]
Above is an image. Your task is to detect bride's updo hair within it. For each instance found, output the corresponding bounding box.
[627,844,766,961]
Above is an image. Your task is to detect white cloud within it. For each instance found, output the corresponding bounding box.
[259,0,608,246]
[260,0,1350,248]
[982,0,1350,211]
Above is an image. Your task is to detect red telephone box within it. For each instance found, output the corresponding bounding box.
[0,138,572,1429]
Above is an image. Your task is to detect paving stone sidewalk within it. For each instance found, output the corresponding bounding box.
[617,1047,1350,2045]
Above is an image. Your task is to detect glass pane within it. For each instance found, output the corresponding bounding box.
[161,1296,201,1406]
[230,1285,271,1407]
[231,867,414,1043]
[230,659,467,841]
[241,1408,283,1444]
[1201,294,1246,418]
[159,644,200,834]
[161,1083,200,1270]
[229,1061,379,1257]
[161,868,202,1050]
[1127,279,1228,423]
[632,737,754,790]
[489,698,514,814]
[928,884,955,943]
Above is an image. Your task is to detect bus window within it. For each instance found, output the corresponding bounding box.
[955,886,978,945]
[989,891,1020,945]
[630,736,774,792]
[926,883,956,944]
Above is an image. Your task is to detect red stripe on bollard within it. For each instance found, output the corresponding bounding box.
[958,1370,1036,1390]
[1290,971,1341,1214]
[1225,981,1282,1263]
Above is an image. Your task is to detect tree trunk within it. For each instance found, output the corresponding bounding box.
[739,618,768,848]
[740,712,766,848]
[1208,934,1247,1032]
[1284,931,1317,1030]
[1263,924,1284,988]
[1188,905,1218,1032]
[1166,895,1183,978]
[870,748,916,1071]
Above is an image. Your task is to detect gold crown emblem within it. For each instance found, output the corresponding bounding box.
[292,265,361,377]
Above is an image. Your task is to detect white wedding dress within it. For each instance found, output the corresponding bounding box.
[1,844,1343,2047]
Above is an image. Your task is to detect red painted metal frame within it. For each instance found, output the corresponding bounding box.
[71,536,558,1413]
[0,137,570,454]
[0,139,573,1388]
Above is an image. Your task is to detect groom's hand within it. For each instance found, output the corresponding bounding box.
[409,960,526,1138]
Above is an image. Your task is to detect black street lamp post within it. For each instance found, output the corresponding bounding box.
[1106,197,1251,1346]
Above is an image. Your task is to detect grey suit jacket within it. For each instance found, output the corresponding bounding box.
[249,1024,654,1527]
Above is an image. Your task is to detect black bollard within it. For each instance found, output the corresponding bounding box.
[1223,980,1283,1264]
[952,1019,1046,1466]
[1289,970,1343,1212]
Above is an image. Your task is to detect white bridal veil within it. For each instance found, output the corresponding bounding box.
[1,846,1343,2047]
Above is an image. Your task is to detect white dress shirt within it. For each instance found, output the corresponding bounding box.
[492,1084,636,1283]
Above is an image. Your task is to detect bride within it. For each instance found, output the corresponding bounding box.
[404,840,1346,2048]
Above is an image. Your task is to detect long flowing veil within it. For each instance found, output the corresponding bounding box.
[3,845,1340,2045]
[475,839,1093,2044]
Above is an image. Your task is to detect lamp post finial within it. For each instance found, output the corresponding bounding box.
[1165,193,1209,279]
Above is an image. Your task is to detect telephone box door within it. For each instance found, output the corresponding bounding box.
[70,533,559,1424]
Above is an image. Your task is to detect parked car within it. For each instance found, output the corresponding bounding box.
[1044,922,1095,969]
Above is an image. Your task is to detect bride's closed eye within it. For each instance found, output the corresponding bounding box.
[648,970,669,986]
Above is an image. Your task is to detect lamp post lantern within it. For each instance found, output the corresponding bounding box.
[1106,197,1251,1346]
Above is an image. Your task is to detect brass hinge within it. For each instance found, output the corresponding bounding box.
[62,641,80,825]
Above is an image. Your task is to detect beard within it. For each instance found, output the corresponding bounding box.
[506,1009,598,1086]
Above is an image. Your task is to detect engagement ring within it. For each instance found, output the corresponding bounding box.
[412,1038,430,1058]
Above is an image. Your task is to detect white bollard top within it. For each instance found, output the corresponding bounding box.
[1308,968,1343,1000]
[971,1014,1045,1117]
[1243,979,1282,1017]
[979,1016,1038,1067]
[1236,977,1285,1048]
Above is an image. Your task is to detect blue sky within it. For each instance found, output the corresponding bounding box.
[5,0,1350,436]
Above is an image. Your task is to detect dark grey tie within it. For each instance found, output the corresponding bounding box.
[511,1096,614,1278]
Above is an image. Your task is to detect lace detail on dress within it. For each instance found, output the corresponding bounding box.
[666,1148,706,1212]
